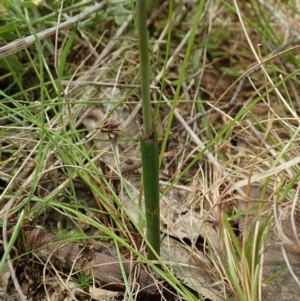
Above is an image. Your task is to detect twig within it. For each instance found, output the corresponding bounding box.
[0,2,107,59]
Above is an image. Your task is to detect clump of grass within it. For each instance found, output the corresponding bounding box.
[1,1,300,300]
[136,0,160,260]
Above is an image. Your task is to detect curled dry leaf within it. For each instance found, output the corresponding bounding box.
[89,287,121,301]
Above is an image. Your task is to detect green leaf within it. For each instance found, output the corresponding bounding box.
[0,20,21,34]
[110,0,130,3]
[58,27,76,78]
[105,6,131,17]
[114,14,128,25]
[20,1,38,8]
[0,56,23,73]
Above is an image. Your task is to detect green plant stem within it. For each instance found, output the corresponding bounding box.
[136,0,152,135]
[136,0,160,259]
[140,133,160,259]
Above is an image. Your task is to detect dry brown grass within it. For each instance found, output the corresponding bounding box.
[1,1,300,300]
